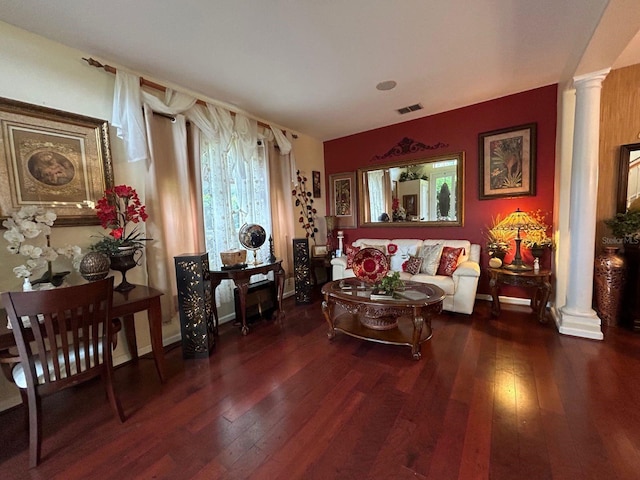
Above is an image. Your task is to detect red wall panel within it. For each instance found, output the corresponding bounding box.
[324,84,558,295]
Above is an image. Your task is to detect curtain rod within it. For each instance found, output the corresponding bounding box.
[82,57,293,136]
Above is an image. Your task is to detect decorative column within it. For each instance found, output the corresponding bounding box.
[558,68,610,340]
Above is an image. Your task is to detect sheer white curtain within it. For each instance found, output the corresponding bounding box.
[367,170,386,221]
[112,70,290,316]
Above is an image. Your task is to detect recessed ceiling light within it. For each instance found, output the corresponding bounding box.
[376,80,397,91]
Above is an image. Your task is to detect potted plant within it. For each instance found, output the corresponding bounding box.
[375,271,404,296]
[91,185,150,254]
[522,210,555,258]
[604,209,640,243]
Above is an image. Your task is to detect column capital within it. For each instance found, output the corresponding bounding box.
[573,68,611,89]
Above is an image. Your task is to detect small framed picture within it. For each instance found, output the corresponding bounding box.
[329,171,357,228]
[312,171,321,198]
[312,245,328,257]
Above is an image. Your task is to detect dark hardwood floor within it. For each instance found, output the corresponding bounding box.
[2,288,640,479]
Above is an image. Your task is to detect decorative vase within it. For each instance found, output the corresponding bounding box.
[80,252,111,281]
[109,247,142,292]
[594,246,626,326]
[531,246,546,260]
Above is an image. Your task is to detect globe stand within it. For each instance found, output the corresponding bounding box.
[249,248,261,266]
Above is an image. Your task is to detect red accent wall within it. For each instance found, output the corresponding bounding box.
[324,84,557,295]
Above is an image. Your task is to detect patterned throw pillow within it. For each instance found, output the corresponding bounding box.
[436,246,464,276]
[361,243,388,255]
[387,243,398,255]
[418,243,443,275]
[403,255,423,275]
[346,244,361,269]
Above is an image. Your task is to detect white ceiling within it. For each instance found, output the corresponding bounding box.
[1,0,639,141]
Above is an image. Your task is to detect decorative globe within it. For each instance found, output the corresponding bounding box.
[238,224,267,265]
[79,252,111,281]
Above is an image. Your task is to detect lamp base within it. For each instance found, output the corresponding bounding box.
[504,262,533,271]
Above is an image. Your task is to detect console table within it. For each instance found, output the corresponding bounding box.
[210,261,285,335]
[321,278,445,360]
[488,268,551,323]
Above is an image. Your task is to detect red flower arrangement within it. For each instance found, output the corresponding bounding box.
[92,185,150,254]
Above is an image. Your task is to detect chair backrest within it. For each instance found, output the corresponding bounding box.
[1,277,115,395]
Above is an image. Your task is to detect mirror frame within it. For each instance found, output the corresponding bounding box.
[357,151,465,228]
[617,142,640,213]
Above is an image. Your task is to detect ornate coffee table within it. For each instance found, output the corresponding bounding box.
[321,278,445,360]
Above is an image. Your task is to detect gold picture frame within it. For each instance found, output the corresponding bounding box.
[478,123,536,200]
[0,97,114,226]
[329,171,357,228]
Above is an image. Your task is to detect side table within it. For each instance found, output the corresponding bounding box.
[210,261,285,335]
[310,254,332,285]
[488,268,551,323]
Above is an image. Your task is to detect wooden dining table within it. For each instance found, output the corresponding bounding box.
[0,284,167,383]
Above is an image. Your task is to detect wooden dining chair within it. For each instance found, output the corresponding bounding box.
[1,277,125,468]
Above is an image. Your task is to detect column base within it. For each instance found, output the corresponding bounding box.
[557,305,603,340]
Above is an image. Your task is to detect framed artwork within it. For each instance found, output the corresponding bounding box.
[478,123,536,200]
[403,194,417,216]
[312,170,321,198]
[312,245,328,257]
[329,171,357,228]
[0,97,114,226]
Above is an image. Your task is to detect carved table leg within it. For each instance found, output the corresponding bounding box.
[490,276,501,317]
[322,295,336,340]
[236,280,250,335]
[411,309,424,360]
[536,281,551,323]
[274,264,286,322]
[210,278,223,335]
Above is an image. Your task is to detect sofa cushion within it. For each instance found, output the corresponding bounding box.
[437,246,464,276]
[403,255,423,275]
[388,239,423,271]
[418,243,443,275]
[423,239,471,264]
[345,244,361,268]
[360,242,388,255]
[411,273,455,295]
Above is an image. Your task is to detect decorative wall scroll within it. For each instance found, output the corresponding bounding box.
[478,123,536,200]
[371,137,449,162]
[312,171,321,198]
[0,97,114,225]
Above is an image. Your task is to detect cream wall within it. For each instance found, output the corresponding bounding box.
[0,21,325,411]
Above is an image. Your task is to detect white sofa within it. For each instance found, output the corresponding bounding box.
[331,238,481,315]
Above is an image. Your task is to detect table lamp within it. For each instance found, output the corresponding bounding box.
[494,208,544,271]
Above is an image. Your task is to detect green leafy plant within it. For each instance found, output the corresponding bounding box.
[376,271,404,294]
[605,209,640,240]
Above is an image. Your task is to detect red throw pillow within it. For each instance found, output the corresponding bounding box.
[436,246,464,276]
[346,244,361,269]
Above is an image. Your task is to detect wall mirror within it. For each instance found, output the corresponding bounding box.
[357,152,464,227]
[617,142,640,213]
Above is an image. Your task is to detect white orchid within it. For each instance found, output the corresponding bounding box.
[3,206,81,280]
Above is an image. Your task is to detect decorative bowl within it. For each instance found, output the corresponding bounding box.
[352,247,389,284]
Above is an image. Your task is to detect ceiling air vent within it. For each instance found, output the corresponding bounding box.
[397,103,423,115]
